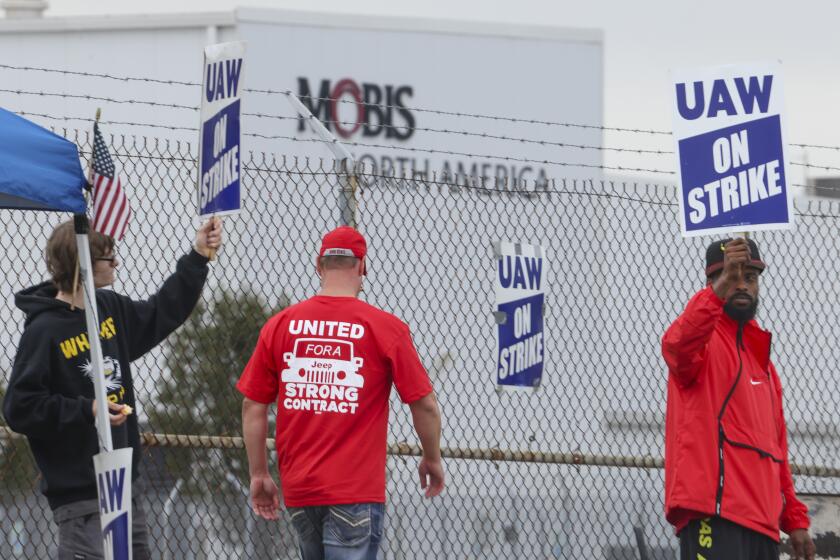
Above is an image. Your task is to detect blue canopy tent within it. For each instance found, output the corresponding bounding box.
[0,108,132,558]
[0,107,87,211]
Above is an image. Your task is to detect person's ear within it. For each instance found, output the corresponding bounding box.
[315,256,322,278]
[359,257,366,277]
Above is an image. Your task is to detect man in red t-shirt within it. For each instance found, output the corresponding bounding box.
[237,225,445,560]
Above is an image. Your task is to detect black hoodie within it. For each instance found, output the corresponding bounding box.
[2,249,209,510]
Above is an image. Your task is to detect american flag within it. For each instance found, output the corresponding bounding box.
[91,123,130,240]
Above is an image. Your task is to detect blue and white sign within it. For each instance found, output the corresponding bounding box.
[198,41,245,218]
[672,62,793,237]
[93,447,133,560]
[494,241,545,389]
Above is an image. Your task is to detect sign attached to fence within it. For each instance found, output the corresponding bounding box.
[494,241,545,390]
[93,447,133,560]
[672,62,793,237]
[198,41,245,218]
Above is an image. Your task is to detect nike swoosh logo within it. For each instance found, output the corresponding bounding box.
[750,380,763,385]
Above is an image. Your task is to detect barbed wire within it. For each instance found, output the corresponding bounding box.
[67,144,840,208]
[365,173,678,206]
[790,143,840,151]
[17,110,197,133]
[238,132,840,178]
[268,90,672,135]
[248,132,678,175]
[376,175,840,211]
[0,88,197,111]
[29,116,840,185]
[0,63,199,87]
[792,182,840,194]
[11,107,673,156]
[6,82,840,156]
[240,157,840,202]
[0,62,671,134]
[11,109,840,184]
[12,108,677,175]
[790,161,840,173]
[286,114,674,155]
[77,149,195,164]
[72,142,679,201]
[8,62,840,155]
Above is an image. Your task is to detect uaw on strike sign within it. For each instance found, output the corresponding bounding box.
[494,241,545,389]
[672,62,793,236]
[198,41,245,218]
[93,447,133,560]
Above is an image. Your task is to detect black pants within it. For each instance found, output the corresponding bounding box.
[680,517,779,560]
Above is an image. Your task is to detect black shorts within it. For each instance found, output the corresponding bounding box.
[680,516,779,560]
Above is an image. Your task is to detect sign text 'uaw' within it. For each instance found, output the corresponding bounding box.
[198,41,246,218]
[671,62,793,237]
[93,447,133,560]
[494,241,545,390]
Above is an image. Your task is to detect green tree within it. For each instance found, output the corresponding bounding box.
[148,289,285,488]
[148,289,293,558]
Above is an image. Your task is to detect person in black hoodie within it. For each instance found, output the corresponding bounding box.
[3,217,222,560]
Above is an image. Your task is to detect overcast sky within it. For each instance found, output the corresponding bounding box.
[13,0,840,176]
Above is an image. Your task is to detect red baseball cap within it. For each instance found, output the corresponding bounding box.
[319,226,367,259]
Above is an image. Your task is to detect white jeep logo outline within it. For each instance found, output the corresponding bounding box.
[281,337,364,388]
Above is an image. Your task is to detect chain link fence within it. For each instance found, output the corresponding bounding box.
[1,130,840,559]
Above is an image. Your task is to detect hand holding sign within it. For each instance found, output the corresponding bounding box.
[193,216,223,259]
[711,238,751,300]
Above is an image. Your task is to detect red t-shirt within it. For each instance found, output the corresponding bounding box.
[236,295,433,507]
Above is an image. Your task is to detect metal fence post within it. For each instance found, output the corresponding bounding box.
[284,92,356,227]
[337,157,358,228]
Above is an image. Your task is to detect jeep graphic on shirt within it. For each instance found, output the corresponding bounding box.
[281,338,364,415]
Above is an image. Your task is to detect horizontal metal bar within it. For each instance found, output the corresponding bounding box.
[2,426,836,478]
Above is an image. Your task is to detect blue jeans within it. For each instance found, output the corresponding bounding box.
[288,503,384,560]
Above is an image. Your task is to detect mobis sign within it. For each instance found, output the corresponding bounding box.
[297,77,415,140]
[294,76,552,191]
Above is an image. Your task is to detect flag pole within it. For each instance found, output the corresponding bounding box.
[70,108,102,308]
[82,111,135,559]
[73,214,113,452]
[77,107,112,452]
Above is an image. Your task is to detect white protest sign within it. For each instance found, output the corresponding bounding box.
[672,62,793,237]
[198,41,245,218]
[494,241,545,389]
[93,447,133,560]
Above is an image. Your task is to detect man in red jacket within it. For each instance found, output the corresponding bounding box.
[662,237,815,560]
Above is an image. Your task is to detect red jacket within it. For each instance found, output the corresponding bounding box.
[662,287,809,541]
